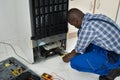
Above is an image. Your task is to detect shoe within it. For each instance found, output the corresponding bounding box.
[107,68,120,80]
[99,75,111,80]
[99,68,120,80]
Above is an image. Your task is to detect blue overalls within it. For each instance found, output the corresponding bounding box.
[70,19,120,75]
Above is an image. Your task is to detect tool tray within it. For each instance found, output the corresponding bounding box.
[0,57,43,80]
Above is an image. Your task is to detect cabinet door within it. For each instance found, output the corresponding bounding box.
[95,0,120,21]
[68,0,95,38]
[69,0,94,13]
[116,5,120,27]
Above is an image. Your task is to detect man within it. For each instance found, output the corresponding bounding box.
[63,8,120,80]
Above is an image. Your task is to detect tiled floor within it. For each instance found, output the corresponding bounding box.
[1,38,120,80]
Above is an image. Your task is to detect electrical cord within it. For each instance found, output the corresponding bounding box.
[51,72,65,80]
[0,42,33,64]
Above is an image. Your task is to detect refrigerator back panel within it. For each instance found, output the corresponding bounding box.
[29,0,68,40]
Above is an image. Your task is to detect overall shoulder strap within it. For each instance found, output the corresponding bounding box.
[88,18,120,31]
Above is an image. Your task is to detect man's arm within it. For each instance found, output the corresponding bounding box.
[75,24,96,54]
[63,24,96,63]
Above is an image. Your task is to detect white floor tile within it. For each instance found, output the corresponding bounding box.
[1,37,120,80]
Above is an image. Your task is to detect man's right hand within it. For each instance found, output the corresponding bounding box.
[62,49,77,63]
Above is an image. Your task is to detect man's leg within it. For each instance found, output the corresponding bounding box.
[99,67,120,80]
[70,44,120,79]
[70,44,109,75]
[99,58,120,80]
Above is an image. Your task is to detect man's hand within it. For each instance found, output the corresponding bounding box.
[62,49,77,63]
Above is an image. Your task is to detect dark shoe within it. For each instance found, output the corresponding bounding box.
[99,76,109,80]
[107,68,120,80]
[99,75,111,80]
[99,68,120,80]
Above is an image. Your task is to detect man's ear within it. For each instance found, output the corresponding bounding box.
[77,18,82,27]
[75,19,79,28]
[76,19,79,25]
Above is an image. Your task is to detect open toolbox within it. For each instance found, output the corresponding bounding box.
[0,57,43,80]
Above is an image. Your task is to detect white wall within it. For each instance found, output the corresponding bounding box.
[0,0,17,41]
[14,0,33,63]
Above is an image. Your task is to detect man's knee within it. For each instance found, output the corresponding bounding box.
[70,56,97,73]
[70,55,87,71]
[70,56,81,71]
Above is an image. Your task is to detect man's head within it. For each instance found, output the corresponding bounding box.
[68,8,84,29]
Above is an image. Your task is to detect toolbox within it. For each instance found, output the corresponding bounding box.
[0,57,43,80]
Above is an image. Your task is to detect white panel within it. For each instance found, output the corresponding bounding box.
[0,0,34,63]
[15,0,34,63]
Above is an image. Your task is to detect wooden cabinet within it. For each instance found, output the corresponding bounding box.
[116,5,120,27]
[68,0,96,38]
[68,0,120,39]
[69,0,120,21]
[95,0,120,21]
[69,0,95,13]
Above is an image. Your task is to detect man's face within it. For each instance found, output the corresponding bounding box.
[68,18,81,29]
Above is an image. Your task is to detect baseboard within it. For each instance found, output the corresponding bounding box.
[67,32,77,39]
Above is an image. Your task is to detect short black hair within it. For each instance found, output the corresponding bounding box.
[68,8,84,20]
